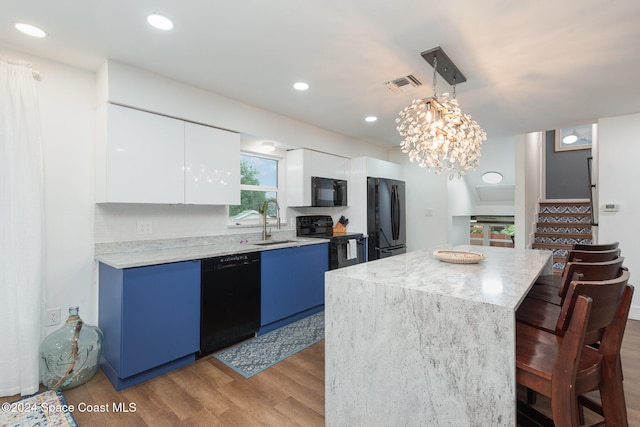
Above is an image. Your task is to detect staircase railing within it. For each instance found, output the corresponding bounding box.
[587,156,598,227]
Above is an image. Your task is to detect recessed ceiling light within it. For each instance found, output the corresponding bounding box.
[365,116,378,123]
[482,171,503,184]
[147,13,174,30]
[15,22,47,38]
[293,82,309,91]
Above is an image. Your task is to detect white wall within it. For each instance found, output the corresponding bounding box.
[447,176,476,216]
[462,135,517,216]
[598,113,640,319]
[389,150,449,251]
[1,45,97,333]
[516,132,543,249]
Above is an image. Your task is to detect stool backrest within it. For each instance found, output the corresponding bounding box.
[567,248,621,264]
[558,257,625,301]
[556,269,630,344]
[573,242,619,251]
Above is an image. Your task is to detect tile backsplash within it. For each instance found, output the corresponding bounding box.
[94,203,347,244]
[95,203,237,243]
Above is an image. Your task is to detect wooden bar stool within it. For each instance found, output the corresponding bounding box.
[578,277,634,426]
[516,272,633,426]
[529,252,622,305]
[573,242,620,251]
[526,255,623,306]
[517,258,626,335]
[534,247,621,290]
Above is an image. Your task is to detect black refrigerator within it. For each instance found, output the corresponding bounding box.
[367,177,407,261]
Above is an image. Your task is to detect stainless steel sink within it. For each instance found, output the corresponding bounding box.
[252,239,297,246]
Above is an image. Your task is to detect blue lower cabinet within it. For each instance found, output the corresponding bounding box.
[99,260,200,390]
[260,243,328,334]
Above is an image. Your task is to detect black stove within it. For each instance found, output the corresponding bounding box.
[296,215,365,270]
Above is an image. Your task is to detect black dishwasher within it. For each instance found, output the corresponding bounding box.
[198,252,261,358]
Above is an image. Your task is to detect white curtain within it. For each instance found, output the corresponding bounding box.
[0,57,45,396]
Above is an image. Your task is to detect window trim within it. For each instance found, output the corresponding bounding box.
[228,152,286,227]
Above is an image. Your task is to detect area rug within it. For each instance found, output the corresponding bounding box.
[0,389,78,427]
[214,311,324,378]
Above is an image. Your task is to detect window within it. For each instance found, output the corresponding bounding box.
[469,221,514,248]
[229,154,281,225]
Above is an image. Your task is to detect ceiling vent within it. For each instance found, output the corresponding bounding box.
[385,74,423,94]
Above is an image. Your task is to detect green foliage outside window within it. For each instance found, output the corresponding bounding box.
[229,155,278,221]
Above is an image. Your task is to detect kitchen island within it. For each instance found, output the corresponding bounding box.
[324,245,552,426]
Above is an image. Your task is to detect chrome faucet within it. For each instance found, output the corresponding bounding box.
[261,198,280,240]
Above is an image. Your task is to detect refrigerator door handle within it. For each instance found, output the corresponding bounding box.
[391,184,400,241]
[396,185,401,240]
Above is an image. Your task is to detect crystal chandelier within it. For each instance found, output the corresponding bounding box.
[396,47,486,179]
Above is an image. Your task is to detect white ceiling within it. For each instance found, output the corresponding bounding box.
[2,0,640,150]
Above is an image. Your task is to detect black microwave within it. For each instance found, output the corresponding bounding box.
[311,176,347,207]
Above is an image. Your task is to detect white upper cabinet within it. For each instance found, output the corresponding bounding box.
[101,104,184,203]
[97,104,240,204]
[310,150,347,180]
[286,149,349,206]
[184,122,240,205]
[363,157,404,181]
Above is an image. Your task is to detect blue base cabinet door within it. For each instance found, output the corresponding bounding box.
[99,260,200,390]
[260,243,328,332]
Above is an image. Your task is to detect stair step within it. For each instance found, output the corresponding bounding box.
[539,204,591,215]
[538,212,591,218]
[532,247,568,272]
[535,232,593,239]
[536,222,592,230]
[537,215,592,225]
[539,200,590,207]
[533,247,568,273]
[534,237,593,246]
[532,243,571,252]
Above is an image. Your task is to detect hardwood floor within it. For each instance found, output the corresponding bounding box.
[2,319,639,426]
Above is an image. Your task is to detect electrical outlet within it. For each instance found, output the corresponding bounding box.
[46,307,61,326]
[137,221,153,235]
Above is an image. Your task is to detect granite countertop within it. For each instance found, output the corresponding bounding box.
[326,244,552,310]
[95,230,329,269]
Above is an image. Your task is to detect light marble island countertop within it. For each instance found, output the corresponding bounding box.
[324,245,552,427]
[95,229,329,269]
